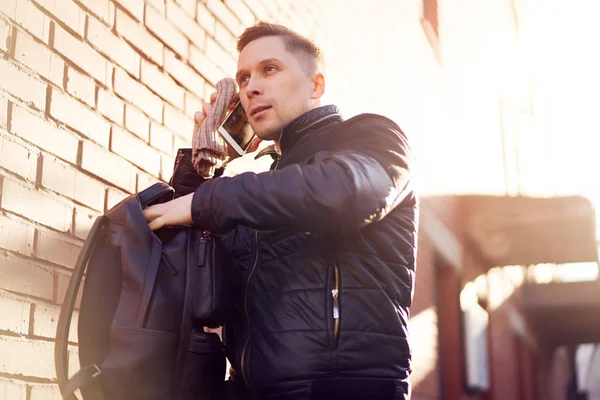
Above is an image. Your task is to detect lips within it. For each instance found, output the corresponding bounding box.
[249,105,272,118]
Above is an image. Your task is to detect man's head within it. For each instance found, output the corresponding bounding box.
[235,22,325,142]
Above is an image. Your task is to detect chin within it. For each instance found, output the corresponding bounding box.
[253,123,284,141]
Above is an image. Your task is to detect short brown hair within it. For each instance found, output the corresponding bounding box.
[237,22,323,73]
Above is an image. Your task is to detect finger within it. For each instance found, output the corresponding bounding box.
[209,92,217,104]
[142,204,163,222]
[227,94,240,111]
[194,110,205,124]
[148,216,166,231]
[201,102,213,118]
[246,137,262,153]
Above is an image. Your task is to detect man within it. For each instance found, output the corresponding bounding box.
[144,22,418,400]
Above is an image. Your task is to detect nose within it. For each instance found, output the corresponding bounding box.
[243,75,263,98]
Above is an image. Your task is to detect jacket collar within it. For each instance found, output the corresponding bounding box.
[278,105,342,154]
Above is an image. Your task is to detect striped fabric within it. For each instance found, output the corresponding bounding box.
[192,77,238,178]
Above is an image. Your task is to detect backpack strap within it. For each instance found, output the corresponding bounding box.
[60,364,103,400]
[55,216,107,400]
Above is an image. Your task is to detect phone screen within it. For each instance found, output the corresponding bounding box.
[218,102,255,155]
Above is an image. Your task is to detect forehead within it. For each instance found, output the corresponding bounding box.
[237,36,292,69]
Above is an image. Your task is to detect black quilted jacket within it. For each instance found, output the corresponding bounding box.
[191,105,418,400]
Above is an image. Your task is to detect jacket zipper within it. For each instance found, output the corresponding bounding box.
[240,231,259,390]
[240,154,278,389]
[332,261,340,345]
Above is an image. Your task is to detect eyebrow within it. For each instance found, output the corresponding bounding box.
[236,58,283,82]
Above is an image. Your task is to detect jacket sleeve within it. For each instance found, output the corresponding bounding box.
[191,116,415,235]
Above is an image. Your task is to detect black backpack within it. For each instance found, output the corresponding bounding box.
[55,149,241,400]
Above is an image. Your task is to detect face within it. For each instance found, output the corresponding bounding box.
[236,36,324,142]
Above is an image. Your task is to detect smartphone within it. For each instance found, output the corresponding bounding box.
[217,101,255,156]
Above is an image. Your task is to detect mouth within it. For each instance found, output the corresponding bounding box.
[249,105,272,118]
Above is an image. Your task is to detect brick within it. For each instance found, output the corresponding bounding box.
[196,3,216,35]
[0,132,38,183]
[184,92,204,119]
[115,8,163,66]
[0,378,27,400]
[215,21,237,54]
[0,291,30,335]
[0,18,9,54]
[97,88,124,125]
[111,127,160,176]
[150,122,174,154]
[77,0,115,26]
[204,83,216,101]
[113,68,163,121]
[13,30,64,87]
[173,134,191,151]
[147,0,166,14]
[80,140,136,192]
[32,303,78,342]
[0,58,46,111]
[137,170,161,192]
[240,0,269,21]
[0,214,35,255]
[0,0,17,18]
[114,0,144,21]
[87,15,140,78]
[35,229,82,269]
[53,24,111,87]
[1,179,72,232]
[68,345,81,375]
[166,0,206,49]
[41,155,106,211]
[256,0,278,18]
[165,48,208,92]
[0,94,6,129]
[0,336,55,378]
[205,35,236,74]
[224,0,255,27]
[161,153,175,181]
[55,269,84,308]
[189,45,221,86]
[206,0,242,35]
[10,105,79,164]
[72,206,100,240]
[8,0,52,44]
[66,67,96,107]
[145,5,188,58]
[34,0,86,37]
[49,88,110,148]
[125,104,150,141]
[174,0,197,17]
[106,187,129,210]
[140,60,185,109]
[164,104,193,139]
[0,254,54,301]
[30,384,61,400]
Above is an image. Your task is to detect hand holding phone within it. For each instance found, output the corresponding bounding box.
[217,102,256,156]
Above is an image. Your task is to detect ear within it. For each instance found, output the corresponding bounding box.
[311,72,325,100]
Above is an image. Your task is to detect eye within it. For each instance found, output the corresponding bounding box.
[238,76,249,86]
[265,65,278,73]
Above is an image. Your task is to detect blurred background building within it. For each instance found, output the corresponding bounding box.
[0,0,599,399]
